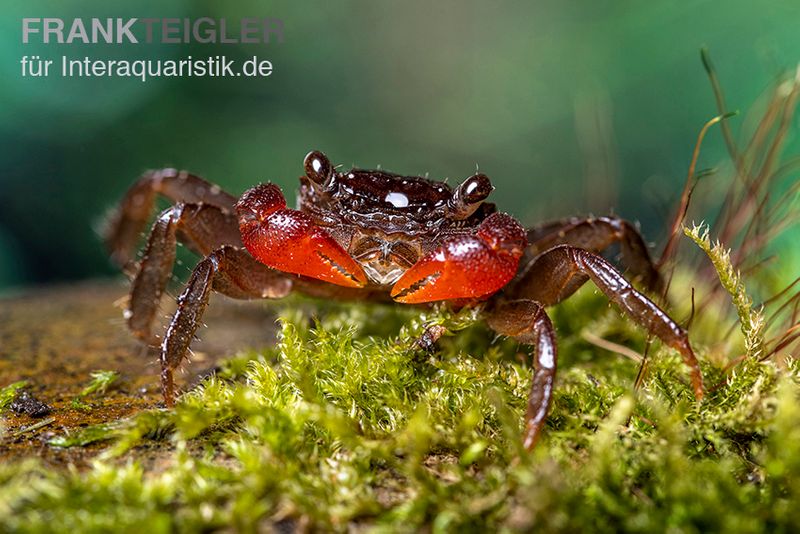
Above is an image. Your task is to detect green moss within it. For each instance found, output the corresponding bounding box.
[71,370,120,410]
[0,381,27,410]
[685,223,766,359]
[2,278,799,532]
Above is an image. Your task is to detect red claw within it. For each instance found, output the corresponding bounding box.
[236,184,367,288]
[391,213,527,303]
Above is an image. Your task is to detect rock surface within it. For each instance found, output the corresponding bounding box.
[0,280,278,467]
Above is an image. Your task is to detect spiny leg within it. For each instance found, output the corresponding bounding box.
[508,244,703,398]
[127,203,242,343]
[104,169,238,268]
[161,245,292,405]
[483,299,557,451]
[524,216,660,290]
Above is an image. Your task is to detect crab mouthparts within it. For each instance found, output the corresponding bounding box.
[358,260,407,286]
[349,236,421,287]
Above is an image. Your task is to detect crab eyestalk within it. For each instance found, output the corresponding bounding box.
[237,184,368,288]
[447,173,494,220]
[304,150,334,190]
[391,212,527,303]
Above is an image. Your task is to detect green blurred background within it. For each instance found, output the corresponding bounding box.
[1,0,798,290]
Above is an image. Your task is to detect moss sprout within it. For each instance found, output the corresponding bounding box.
[685,223,766,359]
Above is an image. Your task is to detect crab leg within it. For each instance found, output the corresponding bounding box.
[126,203,242,343]
[161,245,292,405]
[483,299,557,450]
[510,244,704,399]
[524,216,660,290]
[236,184,368,288]
[391,212,527,303]
[104,169,237,269]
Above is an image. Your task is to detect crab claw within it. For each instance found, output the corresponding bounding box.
[391,213,527,303]
[237,184,367,288]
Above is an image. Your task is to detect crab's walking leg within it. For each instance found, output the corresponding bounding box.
[126,203,242,343]
[104,169,237,268]
[161,246,291,405]
[524,216,660,290]
[484,299,557,450]
[510,245,704,399]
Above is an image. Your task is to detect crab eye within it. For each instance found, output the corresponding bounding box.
[448,173,493,219]
[304,150,333,186]
[459,173,493,204]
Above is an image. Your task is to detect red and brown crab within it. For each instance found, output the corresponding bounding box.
[105,150,704,450]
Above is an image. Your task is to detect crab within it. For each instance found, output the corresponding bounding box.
[105,150,704,450]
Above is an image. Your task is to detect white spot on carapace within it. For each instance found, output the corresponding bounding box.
[384,191,409,208]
